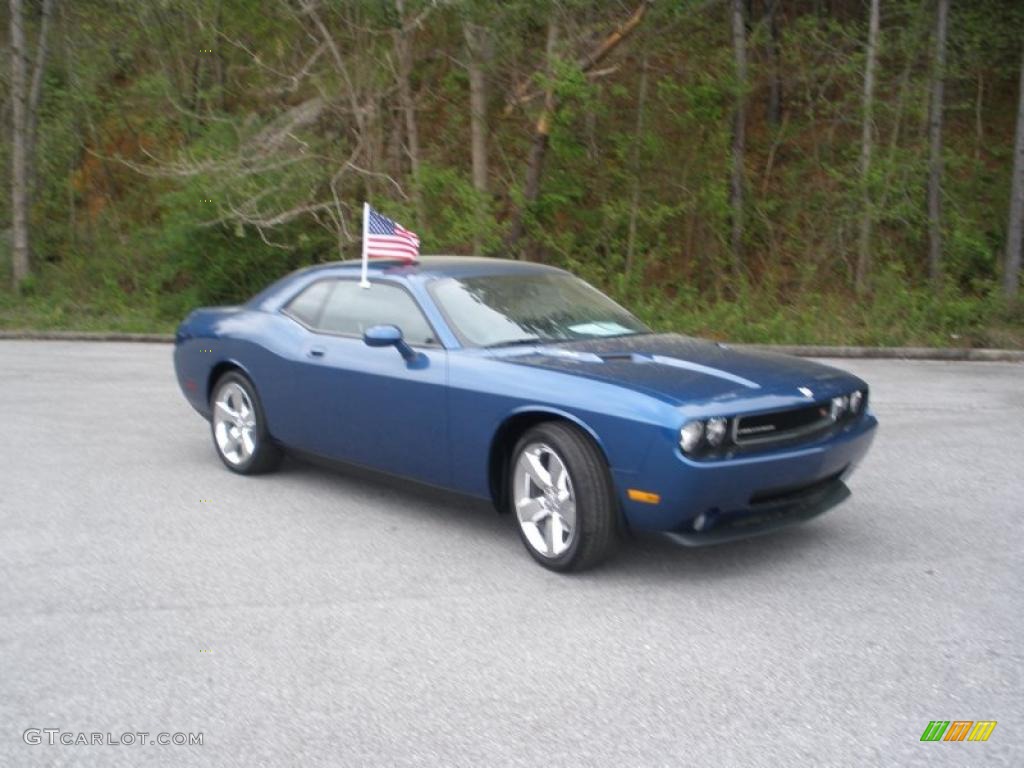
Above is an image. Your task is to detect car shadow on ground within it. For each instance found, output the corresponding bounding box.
[275,451,508,531]
[604,526,831,583]
[273,451,840,582]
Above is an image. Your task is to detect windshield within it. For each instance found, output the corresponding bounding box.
[428,272,650,348]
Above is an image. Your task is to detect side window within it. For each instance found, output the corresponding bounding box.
[317,281,437,346]
[284,279,334,327]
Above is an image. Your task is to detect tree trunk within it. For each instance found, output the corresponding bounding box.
[625,52,649,282]
[505,18,559,257]
[393,0,423,226]
[765,0,782,127]
[926,0,949,285]
[729,0,748,271]
[855,0,880,294]
[873,0,927,219]
[25,0,57,202]
[9,0,30,291]
[1005,44,1024,301]
[464,21,489,254]
[975,71,984,162]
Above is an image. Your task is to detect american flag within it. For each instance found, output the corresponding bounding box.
[365,205,420,261]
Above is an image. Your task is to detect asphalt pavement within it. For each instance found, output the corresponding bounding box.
[0,341,1021,767]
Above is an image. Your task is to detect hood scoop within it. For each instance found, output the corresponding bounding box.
[533,346,605,363]
[645,355,761,389]
[535,348,655,365]
[596,352,653,363]
[533,346,761,390]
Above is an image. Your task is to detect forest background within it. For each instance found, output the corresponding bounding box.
[2,0,1024,347]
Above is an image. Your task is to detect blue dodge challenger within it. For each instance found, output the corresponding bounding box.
[174,256,877,571]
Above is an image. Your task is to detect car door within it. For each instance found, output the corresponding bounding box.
[281,278,449,486]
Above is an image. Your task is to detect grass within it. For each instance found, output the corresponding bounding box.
[633,295,1024,349]
[1,253,1021,347]
[2,283,1021,348]
[622,269,1024,349]
[0,292,177,334]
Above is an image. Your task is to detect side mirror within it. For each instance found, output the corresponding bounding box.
[363,324,416,362]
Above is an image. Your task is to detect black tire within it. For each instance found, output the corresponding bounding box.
[209,370,282,475]
[509,421,619,572]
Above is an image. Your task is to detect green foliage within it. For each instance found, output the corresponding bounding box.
[417,163,503,254]
[1,0,1022,346]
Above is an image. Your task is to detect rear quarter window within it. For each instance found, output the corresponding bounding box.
[284,280,334,327]
[318,281,437,346]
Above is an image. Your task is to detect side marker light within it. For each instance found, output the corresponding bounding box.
[628,489,661,505]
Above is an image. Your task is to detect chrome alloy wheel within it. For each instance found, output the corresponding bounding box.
[213,382,257,465]
[513,442,577,558]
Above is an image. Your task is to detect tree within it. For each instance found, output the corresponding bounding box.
[624,51,650,281]
[926,0,949,285]
[855,0,881,294]
[504,15,559,257]
[8,0,28,290]
[765,0,783,127]
[729,0,748,270]
[392,0,424,227]
[463,21,490,253]
[1006,42,1024,301]
[8,0,57,292]
[504,0,653,255]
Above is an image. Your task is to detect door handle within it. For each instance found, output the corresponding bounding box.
[308,346,325,359]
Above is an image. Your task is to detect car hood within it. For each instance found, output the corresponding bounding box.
[490,333,862,408]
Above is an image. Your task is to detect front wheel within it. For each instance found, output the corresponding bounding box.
[510,422,619,572]
[210,371,282,475]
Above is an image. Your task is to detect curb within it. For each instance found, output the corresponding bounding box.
[733,344,1024,362]
[1,329,1022,362]
[0,330,174,343]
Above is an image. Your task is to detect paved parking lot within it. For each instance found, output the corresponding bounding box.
[1,341,1021,767]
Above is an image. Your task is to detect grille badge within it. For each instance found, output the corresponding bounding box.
[738,424,776,435]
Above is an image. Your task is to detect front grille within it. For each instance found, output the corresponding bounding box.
[732,402,832,446]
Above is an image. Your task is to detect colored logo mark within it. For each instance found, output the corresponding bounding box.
[920,721,997,742]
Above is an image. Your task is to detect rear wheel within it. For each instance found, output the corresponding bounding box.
[510,422,618,572]
[210,371,282,474]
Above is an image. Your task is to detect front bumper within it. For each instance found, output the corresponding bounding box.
[664,473,850,546]
[615,413,877,537]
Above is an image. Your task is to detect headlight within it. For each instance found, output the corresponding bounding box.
[830,395,848,420]
[849,390,864,413]
[680,420,704,453]
[705,417,728,447]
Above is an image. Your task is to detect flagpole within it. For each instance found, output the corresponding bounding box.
[359,201,370,288]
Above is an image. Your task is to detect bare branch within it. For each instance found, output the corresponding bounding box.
[504,0,652,115]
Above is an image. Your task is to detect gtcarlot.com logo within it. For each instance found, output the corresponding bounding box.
[23,729,203,747]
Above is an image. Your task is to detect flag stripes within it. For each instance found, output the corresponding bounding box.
[365,207,419,261]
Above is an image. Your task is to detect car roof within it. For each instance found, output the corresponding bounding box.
[246,255,570,315]
[295,255,566,281]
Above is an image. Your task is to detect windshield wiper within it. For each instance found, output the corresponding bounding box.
[483,336,544,349]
